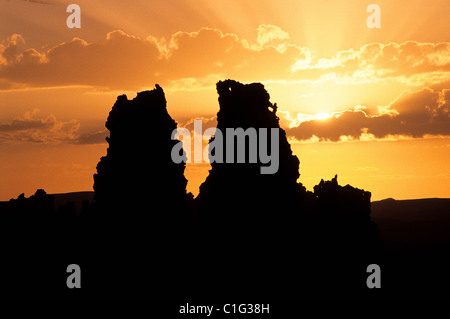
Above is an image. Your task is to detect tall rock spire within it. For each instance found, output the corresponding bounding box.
[93,85,189,220]
[196,80,307,224]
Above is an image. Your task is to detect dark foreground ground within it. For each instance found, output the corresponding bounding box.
[0,193,449,300]
[370,198,450,300]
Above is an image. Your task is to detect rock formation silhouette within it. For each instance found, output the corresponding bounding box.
[90,84,193,298]
[196,80,309,225]
[313,174,379,247]
[192,80,379,298]
[93,84,191,221]
[0,80,380,299]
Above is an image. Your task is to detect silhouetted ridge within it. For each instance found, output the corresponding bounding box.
[93,84,189,219]
[5,189,55,219]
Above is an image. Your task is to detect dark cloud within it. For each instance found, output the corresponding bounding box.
[0,110,108,144]
[286,88,450,141]
[0,116,50,132]
[74,129,108,145]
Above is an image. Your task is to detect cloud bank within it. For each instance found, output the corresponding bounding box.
[1,26,449,143]
[1,27,449,90]
[0,109,107,144]
[0,27,307,90]
[286,87,450,141]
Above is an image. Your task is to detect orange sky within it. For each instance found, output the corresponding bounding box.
[0,0,449,201]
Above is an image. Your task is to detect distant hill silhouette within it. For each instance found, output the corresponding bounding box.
[372,198,450,245]
[370,198,450,299]
[0,190,94,219]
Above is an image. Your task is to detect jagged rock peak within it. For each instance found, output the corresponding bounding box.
[215,80,279,127]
